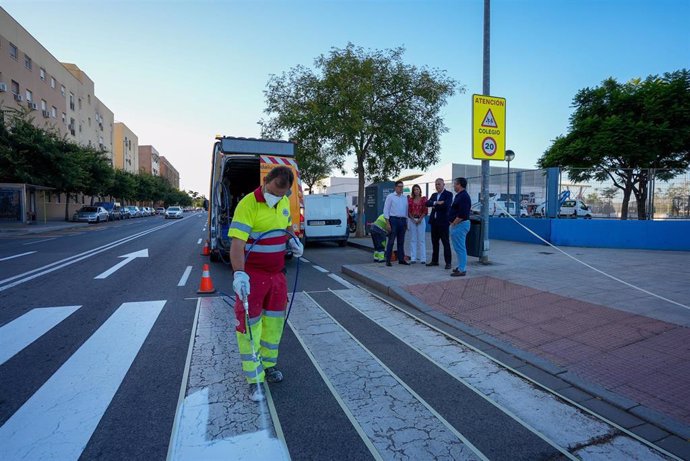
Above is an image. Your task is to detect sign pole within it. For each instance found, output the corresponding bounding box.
[480,0,490,263]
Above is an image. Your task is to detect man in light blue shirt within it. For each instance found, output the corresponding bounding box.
[383,180,410,266]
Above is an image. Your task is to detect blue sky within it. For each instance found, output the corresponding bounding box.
[3,0,689,194]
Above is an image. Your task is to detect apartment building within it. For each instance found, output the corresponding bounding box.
[0,8,114,159]
[113,122,139,174]
[159,156,180,190]
[138,145,160,176]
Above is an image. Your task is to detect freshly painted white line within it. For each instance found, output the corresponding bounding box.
[177,266,193,287]
[327,273,356,289]
[196,238,202,244]
[298,257,309,263]
[166,299,200,461]
[0,221,178,292]
[94,249,149,279]
[0,306,80,366]
[311,265,329,273]
[23,238,56,246]
[0,251,36,262]
[0,300,166,461]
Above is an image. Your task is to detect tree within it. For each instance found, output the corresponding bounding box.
[538,70,690,219]
[261,43,460,235]
[293,136,332,194]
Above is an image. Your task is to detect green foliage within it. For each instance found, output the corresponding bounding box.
[260,43,460,234]
[1,107,192,216]
[538,70,690,219]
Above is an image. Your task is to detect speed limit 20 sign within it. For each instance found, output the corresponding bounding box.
[472,94,506,160]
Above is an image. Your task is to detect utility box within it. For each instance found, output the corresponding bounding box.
[364,181,396,234]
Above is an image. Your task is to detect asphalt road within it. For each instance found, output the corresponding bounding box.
[0,215,676,461]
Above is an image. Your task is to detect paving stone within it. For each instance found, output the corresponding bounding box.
[655,435,690,460]
[629,423,670,443]
[514,363,571,391]
[557,386,594,403]
[579,399,644,428]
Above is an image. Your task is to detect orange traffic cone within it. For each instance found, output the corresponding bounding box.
[391,250,398,262]
[197,264,216,294]
[201,240,210,256]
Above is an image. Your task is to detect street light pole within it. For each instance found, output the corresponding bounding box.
[505,149,515,216]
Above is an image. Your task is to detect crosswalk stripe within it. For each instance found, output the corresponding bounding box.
[0,300,166,461]
[293,292,487,460]
[0,306,80,366]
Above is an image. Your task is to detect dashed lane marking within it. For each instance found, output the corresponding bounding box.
[178,266,193,287]
[0,251,37,262]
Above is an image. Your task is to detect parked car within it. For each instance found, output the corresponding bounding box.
[94,201,122,221]
[155,207,166,215]
[303,194,349,246]
[140,207,151,217]
[127,206,142,218]
[165,206,184,219]
[120,207,132,219]
[75,206,109,223]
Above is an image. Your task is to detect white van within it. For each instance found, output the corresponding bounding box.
[303,194,349,246]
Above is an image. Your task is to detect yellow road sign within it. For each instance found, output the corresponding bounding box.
[472,94,506,160]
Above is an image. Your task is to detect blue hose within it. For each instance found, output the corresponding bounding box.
[220,229,301,323]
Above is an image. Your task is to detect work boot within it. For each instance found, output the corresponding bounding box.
[248,383,265,402]
[265,366,283,383]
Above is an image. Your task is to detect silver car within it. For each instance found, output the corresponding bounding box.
[76,206,109,223]
[127,206,142,218]
[165,206,183,219]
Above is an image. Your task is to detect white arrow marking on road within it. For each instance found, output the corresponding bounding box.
[94,249,149,279]
[0,251,36,262]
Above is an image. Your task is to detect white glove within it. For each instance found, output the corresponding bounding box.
[287,238,304,258]
[233,271,250,299]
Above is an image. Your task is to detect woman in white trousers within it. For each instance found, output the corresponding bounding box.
[407,184,428,264]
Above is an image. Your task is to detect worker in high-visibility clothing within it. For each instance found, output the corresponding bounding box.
[229,166,304,402]
[370,213,388,262]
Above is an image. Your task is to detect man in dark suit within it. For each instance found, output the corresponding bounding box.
[425,178,453,269]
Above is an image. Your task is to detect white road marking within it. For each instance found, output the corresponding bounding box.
[298,257,310,263]
[328,273,356,289]
[94,249,149,279]
[0,306,80,366]
[0,221,178,292]
[167,297,289,461]
[23,238,56,245]
[178,266,193,287]
[311,265,329,273]
[197,238,202,244]
[0,300,166,461]
[0,251,36,262]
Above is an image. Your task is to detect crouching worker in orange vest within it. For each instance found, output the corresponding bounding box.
[229,166,304,402]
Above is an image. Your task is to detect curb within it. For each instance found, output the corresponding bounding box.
[341,260,690,453]
[0,222,86,235]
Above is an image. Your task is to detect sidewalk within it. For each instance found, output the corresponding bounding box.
[344,234,690,455]
[0,220,87,235]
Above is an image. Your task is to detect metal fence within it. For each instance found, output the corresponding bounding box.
[411,167,690,220]
[561,168,690,220]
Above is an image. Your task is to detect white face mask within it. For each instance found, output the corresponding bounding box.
[264,191,282,208]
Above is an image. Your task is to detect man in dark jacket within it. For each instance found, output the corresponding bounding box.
[425,178,453,269]
[448,177,472,277]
